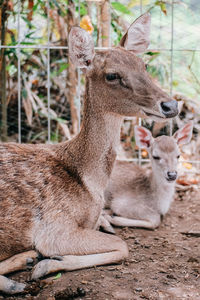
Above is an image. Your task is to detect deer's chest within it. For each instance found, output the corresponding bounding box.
[156,188,174,215]
[77,191,104,229]
[75,178,104,229]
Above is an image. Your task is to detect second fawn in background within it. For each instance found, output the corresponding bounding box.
[103,123,193,231]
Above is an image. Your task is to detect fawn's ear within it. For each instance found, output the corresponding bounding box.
[173,122,193,145]
[135,126,153,149]
[68,26,95,68]
[119,13,151,53]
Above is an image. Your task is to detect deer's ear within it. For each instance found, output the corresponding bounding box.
[119,13,151,54]
[173,122,193,145]
[68,27,95,68]
[135,126,153,149]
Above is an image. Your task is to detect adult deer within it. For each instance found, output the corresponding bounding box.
[0,13,178,294]
[103,123,193,231]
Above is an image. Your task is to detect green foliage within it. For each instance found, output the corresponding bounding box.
[111,19,123,45]
[79,2,87,16]
[22,88,28,99]
[111,2,131,14]
[154,1,167,15]
[53,272,62,280]
[51,60,69,77]
[1,0,199,143]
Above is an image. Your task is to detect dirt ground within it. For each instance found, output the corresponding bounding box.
[1,187,199,300]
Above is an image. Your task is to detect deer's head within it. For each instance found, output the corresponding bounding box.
[135,122,193,183]
[69,13,178,120]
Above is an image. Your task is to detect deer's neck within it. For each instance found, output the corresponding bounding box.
[56,79,123,191]
[150,170,175,215]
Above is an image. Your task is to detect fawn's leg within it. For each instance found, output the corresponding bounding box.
[95,211,116,234]
[106,215,161,230]
[0,250,38,294]
[32,229,128,279]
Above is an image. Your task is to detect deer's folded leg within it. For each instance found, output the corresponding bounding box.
[32,229,128,279]
[0,250,38,294]
[0,275,26,294]
[0,250,39,275]
[107,215,160,229]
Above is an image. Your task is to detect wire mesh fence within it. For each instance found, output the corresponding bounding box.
[0,0,199,169]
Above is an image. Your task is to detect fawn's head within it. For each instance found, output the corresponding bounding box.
[68,13,178,120]
[135,122,193,182]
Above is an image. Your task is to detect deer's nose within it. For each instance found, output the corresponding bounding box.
[161,100,178,118]
[167,171,177,181]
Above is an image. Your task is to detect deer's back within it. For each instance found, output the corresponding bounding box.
[105,160,156,219]
[106,160,152,197]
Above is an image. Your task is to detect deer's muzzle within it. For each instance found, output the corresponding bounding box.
[166,171,177,181]
[160,100,178,118]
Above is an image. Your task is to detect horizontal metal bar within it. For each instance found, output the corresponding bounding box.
[118,158,200,164]
[1,44,200,52]
[0,45,69,50]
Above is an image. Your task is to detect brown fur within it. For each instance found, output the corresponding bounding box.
[153,136,177,153]
[0,15,178,293]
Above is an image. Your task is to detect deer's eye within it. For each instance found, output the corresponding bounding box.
[177,155,180,159]
[153,156,160,160]
[106,73,120,81]
[145,64,149,70]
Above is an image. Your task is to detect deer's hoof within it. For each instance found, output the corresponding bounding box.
[32,259,61,280]
[0,275,26,294]
[101,217,116,234]
[31,260,50,280]
[102,222,116,234]
[26,257,34,265]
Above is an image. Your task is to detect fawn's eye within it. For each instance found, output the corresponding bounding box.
[77,54,83,59]
[106,73,120,81]
[177,155,180,159]
[153,156,160,160]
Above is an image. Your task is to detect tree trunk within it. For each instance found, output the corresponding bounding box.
[97,3,102,47]
[101,0,110,47]
[67,0,78,136]
[87,1,92,19]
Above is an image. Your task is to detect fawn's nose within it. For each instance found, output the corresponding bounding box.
[161,100,178,118]
[167,171,177,181]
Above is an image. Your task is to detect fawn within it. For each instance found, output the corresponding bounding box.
[103,123,193,231]
[0,13,178,294]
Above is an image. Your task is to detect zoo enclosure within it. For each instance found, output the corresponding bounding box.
[0,0,200,169]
